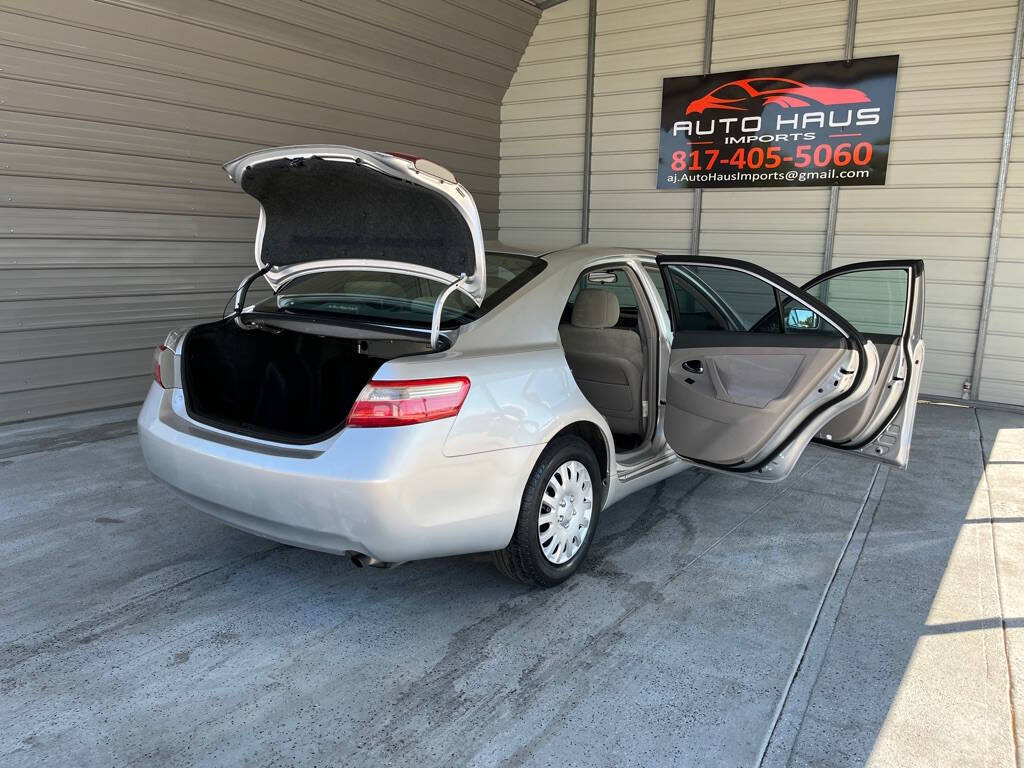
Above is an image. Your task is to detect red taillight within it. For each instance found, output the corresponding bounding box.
[346,377,470,428]
[152,344,168,387]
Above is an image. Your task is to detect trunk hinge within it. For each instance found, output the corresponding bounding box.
[431,273,469,350]
[230,265,272,325]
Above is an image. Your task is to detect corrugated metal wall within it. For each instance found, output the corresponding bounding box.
[0,0,539,423]
[844,0,1018,400]
[703,0,846,285]
[500,1,590,249]
[588,0,704,252]
[499,0,1024,404]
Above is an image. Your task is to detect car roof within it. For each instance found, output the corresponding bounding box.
[540,244,660,270]
[486,240,659,266]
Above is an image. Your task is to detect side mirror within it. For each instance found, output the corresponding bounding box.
[785,307,820,330]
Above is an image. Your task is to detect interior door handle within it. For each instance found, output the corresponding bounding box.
[682,359,704,374]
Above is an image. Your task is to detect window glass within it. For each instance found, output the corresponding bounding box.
[663,263,850,336]
[666,265,781,332]
[803,268,908,336]
[662,267,729,331]
[258,252,543,328]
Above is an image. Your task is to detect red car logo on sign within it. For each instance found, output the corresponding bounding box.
[686,77,871,114]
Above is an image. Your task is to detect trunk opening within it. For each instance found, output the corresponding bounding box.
[181,319,425,443]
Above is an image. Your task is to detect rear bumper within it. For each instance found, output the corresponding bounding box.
[137,384,540,562]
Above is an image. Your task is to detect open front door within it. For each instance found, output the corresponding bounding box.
[656,256,880,482]
[796,260,925,467]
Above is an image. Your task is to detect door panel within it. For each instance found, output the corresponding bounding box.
[795,261,925,467]
[665,331,853,466]
[657,257,877,482]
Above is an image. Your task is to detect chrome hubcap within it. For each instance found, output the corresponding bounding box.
[538,460,593,565]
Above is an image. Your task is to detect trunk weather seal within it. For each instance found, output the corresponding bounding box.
[239,310,451,347]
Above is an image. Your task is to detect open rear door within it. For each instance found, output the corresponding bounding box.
[795,260,925,467]
[656,256,880,482]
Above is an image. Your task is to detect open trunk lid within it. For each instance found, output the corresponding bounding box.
[224,145,487,304]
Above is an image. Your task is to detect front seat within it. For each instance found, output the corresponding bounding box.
[559,288,645,436]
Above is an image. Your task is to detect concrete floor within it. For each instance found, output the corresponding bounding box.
[1,402,1021,767]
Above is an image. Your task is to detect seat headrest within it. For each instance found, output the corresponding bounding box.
[571,289,620,328]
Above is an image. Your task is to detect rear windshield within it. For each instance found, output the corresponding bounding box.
[255,252,544,329]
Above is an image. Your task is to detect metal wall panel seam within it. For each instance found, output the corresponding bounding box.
[580,0,597,243]
[690,0,715,257]
[821,0,858,275]
[970,0,1024,398]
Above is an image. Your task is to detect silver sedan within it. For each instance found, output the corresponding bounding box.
[138,145,925,586]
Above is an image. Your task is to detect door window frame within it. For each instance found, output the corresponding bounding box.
[656,264,748,332]
[657,256,860,343]
[800,259,919,342]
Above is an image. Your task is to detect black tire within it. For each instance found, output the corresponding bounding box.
[492,435,603,587]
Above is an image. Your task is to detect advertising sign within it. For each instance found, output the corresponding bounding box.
[657,55,898,189]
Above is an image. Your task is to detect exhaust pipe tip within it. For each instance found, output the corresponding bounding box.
[349,552,401,569]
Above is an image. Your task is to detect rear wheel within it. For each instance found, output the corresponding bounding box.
[492,436,603,587]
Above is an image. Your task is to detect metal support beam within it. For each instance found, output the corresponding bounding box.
[844,0,858,59]
[690,0,715,256]
[689,190,703,256]
[822,186,840,273]
[970,0,1024,398]
[822,0,859,274]
[580,0,597,243]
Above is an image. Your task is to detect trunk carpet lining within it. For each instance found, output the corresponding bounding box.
[181,320,383,444]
